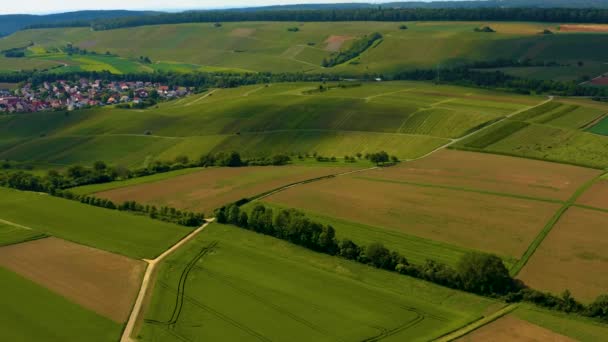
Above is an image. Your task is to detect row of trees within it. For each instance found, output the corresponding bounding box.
[214,202,608,321]
[25,8,608,31]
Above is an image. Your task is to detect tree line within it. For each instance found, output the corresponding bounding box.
[214,202,608,322]
[0,152,292,192]
[24,8,608,31]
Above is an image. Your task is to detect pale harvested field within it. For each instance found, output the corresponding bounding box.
[518,207,608,303]
[97,166,357,214]
[0,237,145,323]
[367,149,600,201]
[577,179,608,210]
[560,24,608,32]
[263,175,560,258]
[324,35,352,52]
[457,314,575,342]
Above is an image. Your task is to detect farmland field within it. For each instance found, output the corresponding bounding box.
[0,266,122,342]
[0,237,145,322]
[138,223,497,342]
[0,222,48,246]
[588,116,608,136]
[513,305,608,342]
[577,179,608,210]
[0,187,191,259]
[261,167,561,261]
[0,81,542,167]
[518,207,608,302]
[2,22,608,75]
[456,314,575,342]
[94,165,361,214]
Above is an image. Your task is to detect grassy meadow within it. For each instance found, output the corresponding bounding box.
[138,223,497,342]
[0,266,122,342]
[0,81,540,168]
[1,21,608,76]
[0,187,191,259]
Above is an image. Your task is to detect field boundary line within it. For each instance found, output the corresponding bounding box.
[354,176,564,204]
[433,303,519,342]
[251,166,379,202]
[0,218,36,231]
[120,219,214,342]
[572,203,608,214]
[510,171,607,276]
[185,89,218,107]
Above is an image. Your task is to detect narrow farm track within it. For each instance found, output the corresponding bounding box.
[121,219,214,342]
[0,218,35,231]
[433,304,519,342]
[510,171,608,276]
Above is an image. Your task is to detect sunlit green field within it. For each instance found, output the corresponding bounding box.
[0,266,122,342]
[139,223,496,342]
[0,81,538,167]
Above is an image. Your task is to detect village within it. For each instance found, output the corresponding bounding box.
[0,79,193,113]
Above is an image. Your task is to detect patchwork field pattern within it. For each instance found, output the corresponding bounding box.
[0,237,145,322]
[0,187,191,259]
[0,266,122,342]
[3,22,608,75]
[456,314,575,342]
[0,81,541,168]
[95,166,360,214]
[577,179,608,210]
[518,207,608,302]
[139,223,496,342]
[514,305,608,341]
[262,164,561,261]
[455,98,608,169]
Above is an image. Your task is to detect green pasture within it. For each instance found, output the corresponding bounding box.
[2,22,608,74]
[588,116,608,136]
[514,304,608,342]
[138,223,496,342]
[0,81,537,167]
[0,187,191,259]
[0,222,48,247]
[0,267,122,342]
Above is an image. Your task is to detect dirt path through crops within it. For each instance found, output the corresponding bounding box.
[0,218,34,231]
[121,219,214,342]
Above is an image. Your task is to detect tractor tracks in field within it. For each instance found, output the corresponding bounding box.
[120,219,214,342]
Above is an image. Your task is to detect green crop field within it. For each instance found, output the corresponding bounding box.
[0,266,122,342]
[2,21,608,75]
[0,187,191,259]
[0,222,48,247]
[139,223,496,342]
[0,81,540,167]
[588,116,608,136]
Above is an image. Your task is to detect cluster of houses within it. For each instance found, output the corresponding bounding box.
[0,79,192,113]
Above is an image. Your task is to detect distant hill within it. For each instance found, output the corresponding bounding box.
[236,0,608,11]
[0,10,160,36]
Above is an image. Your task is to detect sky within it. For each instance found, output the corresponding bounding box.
[0,0,398,15]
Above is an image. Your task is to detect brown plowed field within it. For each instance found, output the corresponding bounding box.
[96,166,358,214]
[560,24,608,32]
[262,174,560,258]
[518,207,608,303]
[0,237,145,323]
[365,149,600,201]
[457,314,575,342]
[577,179,608,210]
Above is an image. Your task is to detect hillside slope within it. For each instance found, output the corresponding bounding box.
[1,21,607,77]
